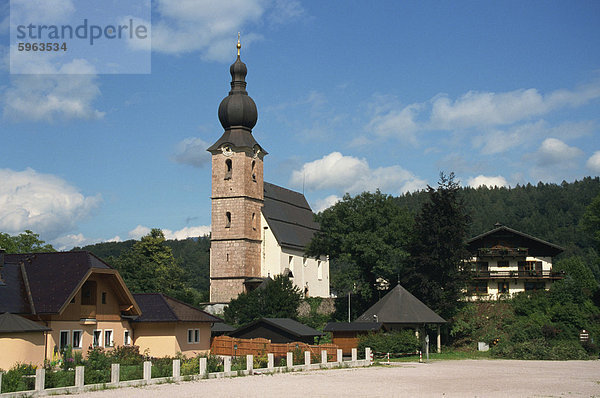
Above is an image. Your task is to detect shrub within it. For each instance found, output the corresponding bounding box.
[358,330,420,356]
[253,354,268,369]
[86,347,110,370]
[120,364,143,381]
[109,345,144,366]
[199,354,223,373]
[45,369,75,388]
[151,357,173,378]
[548,341,589,360]
[181,356,199,376]
[231,356,246,371]
[1,363,36,393]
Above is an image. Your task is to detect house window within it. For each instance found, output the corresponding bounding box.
[59,330,70,350]
[188,329,200,344]
[93,330,102,347]
[525,282,546,291]
[81,281,97,305]
[225,159,232,180]
[468,282,488,295]
[104,330,113,347]
[497,260,509,267]
[101,292,107,304]
[124,330,131,346]
[72,330,83,349]
[317,260,323,280]
[498,282,509,294]
[225,212,231,228]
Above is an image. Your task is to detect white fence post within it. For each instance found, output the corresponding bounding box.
[267,353,274,370]
[75,366,84,387]
[172,359,180,380]
[199,357,207,376]
[337,349,343,363]
[35,367,45,391]
[246,355,253,375]
[365,347,372,365]
[321,350,327,364]
[224,356,231,373]
[286,352,293,368]
[143,361,152,381]
[0,371,3,392]
[111,363,120,384]
[351,348,357,363]
[304,351,311,368]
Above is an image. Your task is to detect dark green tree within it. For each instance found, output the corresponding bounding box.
[307,190,412,314]
[111,229,186,296]
[0,230,55,253]
[223,275,302,326]
[403,172,471,319]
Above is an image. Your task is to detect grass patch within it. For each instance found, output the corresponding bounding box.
[377,349,492,362]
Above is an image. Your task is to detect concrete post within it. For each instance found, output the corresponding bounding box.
[75,366,84,387]
[199,357,207,376]
[0,371,3,392]
[111,363,120,384]
[246,355,253,375]
[172,359,180,379]
[224,356,231,373]
[35,367,45,391]
[267,353,274,370]
[320,350,327,364]
[365,347,372,365]
[351,348,357,362]
[304,351,311,368]
[336,349,343,363]
[286,352,293,368]
[143,361,152,381]
[437,325,442,353]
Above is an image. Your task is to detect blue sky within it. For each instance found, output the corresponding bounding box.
[1,0,599,250]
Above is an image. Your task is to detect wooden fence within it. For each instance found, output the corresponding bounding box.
[210,336,338,359]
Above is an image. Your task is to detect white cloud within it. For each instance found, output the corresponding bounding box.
[534,138,583,166]
[172,137,211,167]
[107,236,122,243]
[51,233,94,251]
[467,175,509,188]
[128,224,210,240]
[151,0,303,61]
[128,225,152,240]
[0,168,101,240]
[290,152,426,195]
[10,0,75,25]
[586,151,600,174]
[366,104,421,145]
[3,59,104,122]
[313,195,341,213]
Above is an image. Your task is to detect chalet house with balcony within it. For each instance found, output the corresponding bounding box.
[466,224,564,300]
[0,250,220,370]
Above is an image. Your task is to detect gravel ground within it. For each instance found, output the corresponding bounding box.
[51,360,600,398]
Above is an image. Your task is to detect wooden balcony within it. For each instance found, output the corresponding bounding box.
[473,270,564,280]
[477,247,528,257]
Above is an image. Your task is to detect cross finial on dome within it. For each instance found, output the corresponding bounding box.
[237,32,241,57]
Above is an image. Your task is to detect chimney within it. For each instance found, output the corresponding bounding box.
[0,248,5,285]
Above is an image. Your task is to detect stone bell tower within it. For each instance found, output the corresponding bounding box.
[207,37,267,303]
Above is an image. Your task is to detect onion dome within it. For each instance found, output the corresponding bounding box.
[218,36,258,131]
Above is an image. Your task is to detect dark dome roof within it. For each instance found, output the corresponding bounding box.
[218,55,258,131]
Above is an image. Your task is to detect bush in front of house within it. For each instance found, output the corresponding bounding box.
[357,330,420,356]
[0,363,36,393]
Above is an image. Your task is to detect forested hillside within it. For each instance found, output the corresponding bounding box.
[77,177,600,302]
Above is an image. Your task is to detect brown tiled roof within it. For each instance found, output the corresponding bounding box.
[323,322,383,332]
[0,264,30,314]
[230,318,322,338]
[6,252,111,314]
[467,224,564,257]
[262,182,320,250]
[132,293,222,323]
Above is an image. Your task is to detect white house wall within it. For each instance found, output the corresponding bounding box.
[260,213,330,298]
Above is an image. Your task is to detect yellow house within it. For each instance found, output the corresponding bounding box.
[0,250,221,369]
[132,293,219,357]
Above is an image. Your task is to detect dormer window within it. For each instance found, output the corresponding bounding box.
[225,159,232,180]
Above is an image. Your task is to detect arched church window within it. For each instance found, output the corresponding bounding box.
[251,160,256,181]
[225,159,232,180]
[252,213,256,231]
[225,212,231,228]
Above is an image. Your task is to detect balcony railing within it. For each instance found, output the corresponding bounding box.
[477,247,528,257]
[473,270,564,279]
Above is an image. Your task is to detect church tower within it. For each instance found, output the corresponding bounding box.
[207,38,267,303]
